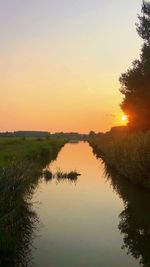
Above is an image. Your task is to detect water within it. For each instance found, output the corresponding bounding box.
[31,142,141,267]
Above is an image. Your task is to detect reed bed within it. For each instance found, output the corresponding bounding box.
[89,131,150,189]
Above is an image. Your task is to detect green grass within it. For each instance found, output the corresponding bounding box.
[89,131,150,189]
[0,137,66,168]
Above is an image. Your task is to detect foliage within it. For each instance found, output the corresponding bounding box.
[120,1,150,130]
[136,0,150,44]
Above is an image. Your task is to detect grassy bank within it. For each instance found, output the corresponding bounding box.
[89,131,150,189]
[0,137,67,266]
[0,137,66,168]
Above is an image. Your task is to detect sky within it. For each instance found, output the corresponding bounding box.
[0,0,142,133]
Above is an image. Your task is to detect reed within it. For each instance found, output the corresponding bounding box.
[89,131,150,189]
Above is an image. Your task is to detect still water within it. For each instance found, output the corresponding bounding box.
[31,142,143,267]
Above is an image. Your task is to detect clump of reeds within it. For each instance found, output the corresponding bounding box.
[42,168,81,183]
[56,169,80,181]
[42,170,53,181]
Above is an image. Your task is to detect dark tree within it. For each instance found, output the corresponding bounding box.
[137,0,150,44]
[120,1,150,131]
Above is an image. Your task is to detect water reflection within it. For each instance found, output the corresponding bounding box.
[104,166,150,267]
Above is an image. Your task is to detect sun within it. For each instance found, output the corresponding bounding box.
[121,115,127,122]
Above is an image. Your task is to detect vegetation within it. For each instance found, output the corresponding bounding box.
[0,137,66,266]
[0,131,50,138]
[42,169,53,181]
[120,0,150,130]
[56,170,80,181]
[42,169,80,182]
[50,132,87,141]
[0,131,88,141]
[0,137,66,168]
[88,2,150,190]
[89,131,150,189]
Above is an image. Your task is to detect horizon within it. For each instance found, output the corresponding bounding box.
[0,125,127,135]
[0,0,142,132]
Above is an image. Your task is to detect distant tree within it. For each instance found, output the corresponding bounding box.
[120,1,150,130]
[88,131,96,139]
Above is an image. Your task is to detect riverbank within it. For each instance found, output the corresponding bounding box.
[0,137,67,168]
[89,131,150,189]
[0,137,67,266]
[0,137,67,201]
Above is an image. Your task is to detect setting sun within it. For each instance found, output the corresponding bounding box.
[122,115,127,122]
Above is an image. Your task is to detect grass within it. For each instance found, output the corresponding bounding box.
[0,137,66,168]
[0,137,67,265]
[0,137,66,224]
[89,131,150,189]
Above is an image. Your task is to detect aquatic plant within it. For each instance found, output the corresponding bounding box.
[42,169,53,181]
[67,171,81,180]
[56,169,80,181]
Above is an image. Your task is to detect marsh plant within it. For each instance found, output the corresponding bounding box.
[89,131,150,189]
[56,169,80,181]
[42,168,81,183]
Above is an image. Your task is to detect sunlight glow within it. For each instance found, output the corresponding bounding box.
[121,115,127,122]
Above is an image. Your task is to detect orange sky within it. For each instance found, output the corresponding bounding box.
[0,0,142,133]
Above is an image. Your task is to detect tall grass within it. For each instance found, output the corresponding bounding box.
[0,137,67,266]
[89,131,150,189]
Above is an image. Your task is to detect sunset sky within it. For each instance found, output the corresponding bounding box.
[0,0,142,133]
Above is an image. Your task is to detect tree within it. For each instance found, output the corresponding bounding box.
[120,1,150,131]
[137,0,150,45]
